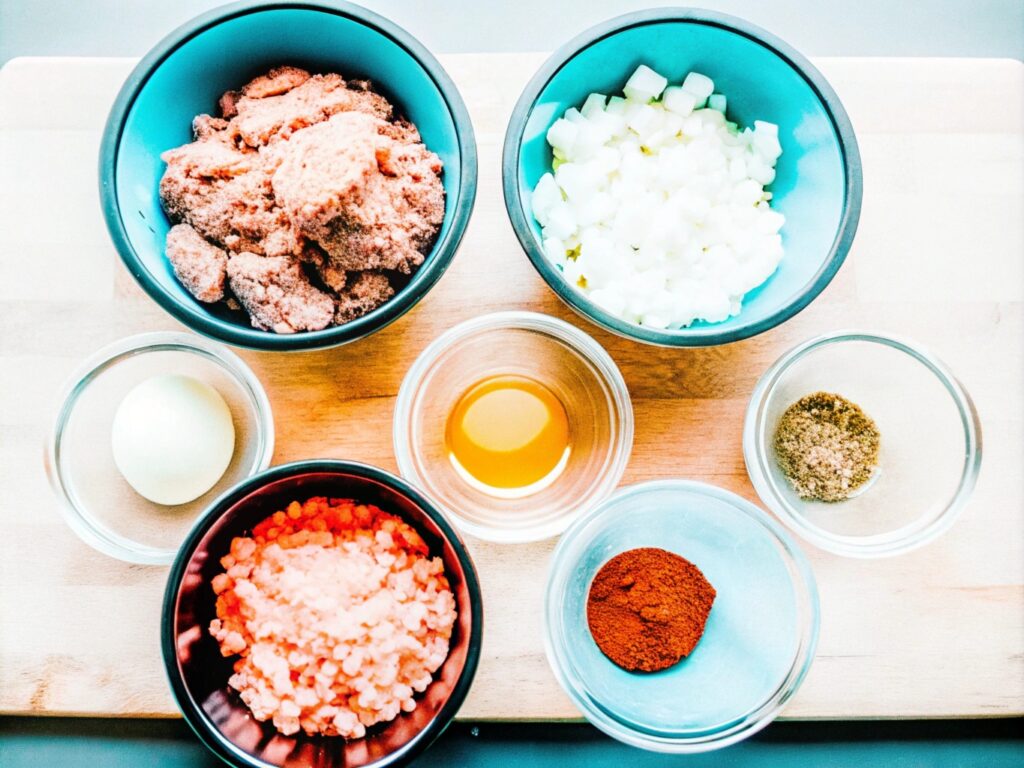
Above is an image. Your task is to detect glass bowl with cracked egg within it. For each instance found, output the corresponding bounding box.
[393,311,633,542]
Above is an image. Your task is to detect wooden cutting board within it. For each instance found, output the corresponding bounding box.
[0,54,1022,720]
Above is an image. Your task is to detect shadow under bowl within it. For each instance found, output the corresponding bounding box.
[162,460,482,768]
[101,0,477,351]
[503,8,861,347]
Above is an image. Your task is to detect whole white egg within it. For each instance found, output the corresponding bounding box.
[111,374,235,505]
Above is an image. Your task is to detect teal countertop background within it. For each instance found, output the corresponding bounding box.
[2,718,1023,768]
[1,0,1022,64]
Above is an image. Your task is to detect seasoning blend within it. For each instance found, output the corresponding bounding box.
[587,547,716,673]
[445,374,571,498]
[773,391,881,502]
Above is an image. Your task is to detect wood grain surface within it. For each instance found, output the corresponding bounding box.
[0,54,1022,720]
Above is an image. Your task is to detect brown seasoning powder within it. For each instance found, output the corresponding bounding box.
[773,391,881,502]
[586,548,716,673]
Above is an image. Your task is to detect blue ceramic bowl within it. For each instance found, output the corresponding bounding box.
[101,0,477,351]
[502,9,861,347]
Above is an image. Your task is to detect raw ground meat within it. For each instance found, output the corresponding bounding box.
[158,66,444,333]
[241,65,311,99]
[165,223,228,302]
[209,498,456,739]
[227,252,335,333]
[271,111,444,275]
[231,73,392,149]
[159,139,299,258]
[335,271,395,324]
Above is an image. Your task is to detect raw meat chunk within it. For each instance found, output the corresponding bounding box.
[271,111,444,274]
[334,271,395,324]
[227,252,334,333]
[165,223,227,302]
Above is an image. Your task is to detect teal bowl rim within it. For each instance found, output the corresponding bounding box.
[162,459,484,768]
[543,478,820,752]
[100,0,478,351]
[501,7,863,348]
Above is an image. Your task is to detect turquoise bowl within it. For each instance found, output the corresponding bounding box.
[503,9,861,347]
[100,0,476,351]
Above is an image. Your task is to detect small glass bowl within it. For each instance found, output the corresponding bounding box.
[45,331,274,564]
[545,480,819,752]
[743,330,982,558]
[393,311,633,542]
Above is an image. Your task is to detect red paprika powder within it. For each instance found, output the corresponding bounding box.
[586,547,716,673]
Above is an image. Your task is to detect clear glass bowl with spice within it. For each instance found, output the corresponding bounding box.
[544,480,819,753]
[743,330,982,558]
[393,311,633,542]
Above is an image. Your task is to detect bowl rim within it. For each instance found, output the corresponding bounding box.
[392,310,635,543]
[99,0,478,351]
[43,330,275,565]
[742,329,983,558]
[501,7,863,348]
[543,478,820,752]
[161,458,484,768]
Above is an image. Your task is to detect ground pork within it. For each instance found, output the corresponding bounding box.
[165,223,227,302]
[227,252,335,333]
[271,111,444,274]
[241,65,311,99]
[335,271,395,324]
[159,139,299,258]
[158,66,444,333]
[230,72,392,148]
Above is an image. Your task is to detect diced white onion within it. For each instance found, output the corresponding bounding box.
[623,65,668,103]
[534,67,785,329]
[662,86,697,117]
[682,71,714,106]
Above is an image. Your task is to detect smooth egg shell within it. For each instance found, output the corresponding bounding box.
[111,374,235,505]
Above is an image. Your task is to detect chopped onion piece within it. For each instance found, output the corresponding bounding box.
[623,65,669,103]
[535,66,785,329]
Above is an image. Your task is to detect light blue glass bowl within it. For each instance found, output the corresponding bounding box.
[100,0,476,351]
[503,9,861,347]
[545,480,819,752]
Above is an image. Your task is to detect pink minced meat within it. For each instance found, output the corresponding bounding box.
[159,138,299,258]
[270,111,445,275]
[335,271,395,324]
[241,65,311,99]
[165,223,227,302]
[227,252,335,333]
[158,66,444,333]
[230,73,392,148]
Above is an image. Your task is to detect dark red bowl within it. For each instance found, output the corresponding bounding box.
[162,460,483,768]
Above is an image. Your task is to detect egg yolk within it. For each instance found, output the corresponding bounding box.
[445,375,571,492]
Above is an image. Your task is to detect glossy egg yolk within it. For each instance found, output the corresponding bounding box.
[445,375,570,492]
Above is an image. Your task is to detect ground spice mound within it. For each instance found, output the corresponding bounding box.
[586,547,716,673]
[773,391,881,502]
[209,497,456,739]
